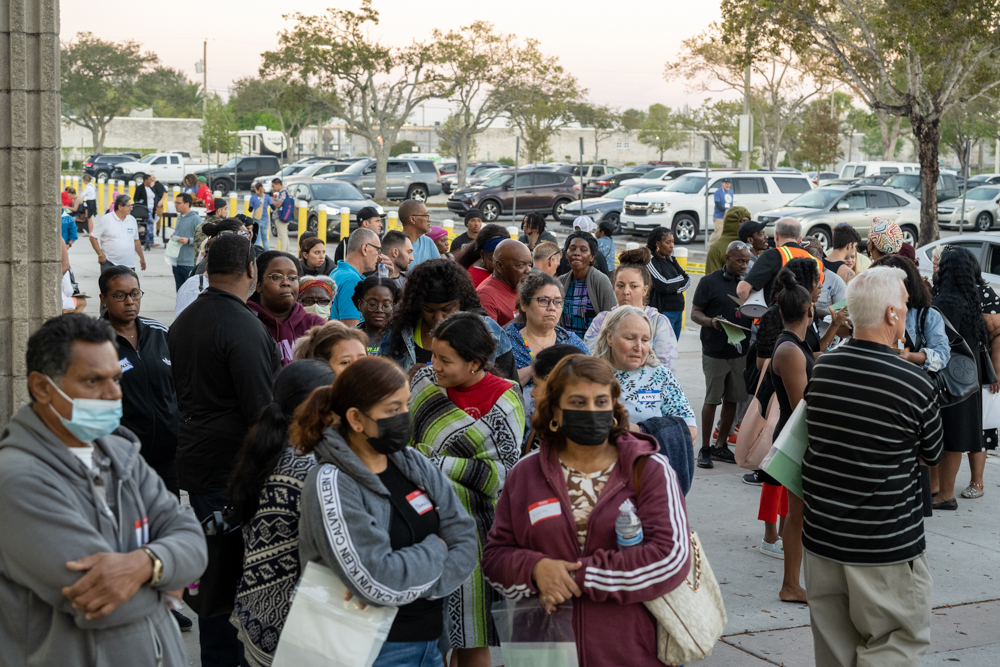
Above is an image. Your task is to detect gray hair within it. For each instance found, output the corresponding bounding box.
[846,266,907,328]
[774,217,802,242]
[346,227,378,255]
[592,305,660,368]
[114,194,131,211]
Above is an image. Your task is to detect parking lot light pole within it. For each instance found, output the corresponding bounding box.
[704,140,710,253]
[512,137,520,224]
[579,137,585,215]
[959,139,971,236]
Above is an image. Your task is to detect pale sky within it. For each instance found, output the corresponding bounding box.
[60,0,728,124]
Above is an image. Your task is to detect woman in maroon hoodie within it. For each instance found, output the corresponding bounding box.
[482,355,691,667]
[247,251,326,365]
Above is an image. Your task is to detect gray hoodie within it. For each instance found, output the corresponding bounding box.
[299,428,478,607]
[0,405,208,667]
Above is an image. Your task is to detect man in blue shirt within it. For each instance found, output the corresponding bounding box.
[711,177,733,243]
[60,210,78,247]
[330,227,382,326]
[170,192,202,291]
[399,198,439,268]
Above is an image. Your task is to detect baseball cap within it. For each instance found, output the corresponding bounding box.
[356,206,381,223]
[197,175,207,182]
[573,216,597,233]
[738,220,767,243]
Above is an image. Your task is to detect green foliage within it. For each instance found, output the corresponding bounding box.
[497,157,515,166]
[639,104,682,161]
[624,161,637,166]
[503,58,583,164]
[620,109,646,132]
[679,99,746,165]
[792,101,842,169]
[229,77,338,161]
[571,102,619,161]
[232,109,281,132]
[437,113,478,162]
[199,95,237,156]
[134,67,202,118]
[390,140,418,157]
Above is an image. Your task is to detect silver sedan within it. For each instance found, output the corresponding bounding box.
[937,187,1000,232]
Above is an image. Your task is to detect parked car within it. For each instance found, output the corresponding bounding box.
[447,169,578,221]
[83,154,134,180]
[259,163,311,186]
[325,157,442,201]
[442,162,504,193]
[553,163,621,184]
[195,156,282,196]
[561,182,668,233]
[467,168,506,187]
[293,156,341,165]
[283,179,384,242]
[938,186,1000,231]
[916,234,1000,290]
[627,164,662,176]
[281,161,350,184]
[963,173,1000,191]
[113,152,219,185]
[584,172,644,198]
[807,171,840,186]
[756,185,920,249]
[620,166,701,186]
[882,172,961,202]
[855,174,892,186]
[620,170,813,244]
[839,161,920,179]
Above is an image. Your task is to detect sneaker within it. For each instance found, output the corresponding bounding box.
[697,447,714,469]
[710,446,737,464]
[743,471,763,486]
[760,538,784,559]
[171,609,193,632]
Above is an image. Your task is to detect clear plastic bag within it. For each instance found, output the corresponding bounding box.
[492,598,579,667]
[272,562,398,667]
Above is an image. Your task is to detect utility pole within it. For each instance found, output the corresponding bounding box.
[741,63,751,171]
[202,41,207,119]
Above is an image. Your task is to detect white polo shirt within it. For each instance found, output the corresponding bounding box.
[93,211,139,267]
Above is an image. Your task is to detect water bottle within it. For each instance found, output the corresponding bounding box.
[378,262,389,278]
[615,499,643,550]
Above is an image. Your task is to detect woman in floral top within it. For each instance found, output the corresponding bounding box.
[593,306,697,441]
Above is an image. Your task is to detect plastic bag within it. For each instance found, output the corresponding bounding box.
[165,237,182,260]
[984,388,1000,430]
[272,562,397,667]
[492,598,579,667]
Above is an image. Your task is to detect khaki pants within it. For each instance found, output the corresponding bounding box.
[275,221,290,252]
[709,218,724,243]
[804,552,932,667]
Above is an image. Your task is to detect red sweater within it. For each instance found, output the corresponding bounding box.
[247,301,325,366]
[483,432,691,667]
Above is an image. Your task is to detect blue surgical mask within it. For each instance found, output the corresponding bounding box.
[46,377,122,442]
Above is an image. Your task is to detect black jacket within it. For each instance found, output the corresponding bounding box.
[108,316,179,467]
[648,253,690,313]
[303,255,336,276]
[167,287,282,494]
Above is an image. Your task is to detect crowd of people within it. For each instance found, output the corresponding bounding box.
[7,186,994,667]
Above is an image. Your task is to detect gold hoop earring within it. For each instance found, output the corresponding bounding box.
[613,417,618,427]
[549,419,559,432]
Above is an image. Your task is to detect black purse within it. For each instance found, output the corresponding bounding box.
[183,510,244,618]
[981,344,998,386]
[915,308,978,408]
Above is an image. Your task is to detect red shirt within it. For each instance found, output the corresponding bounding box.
[468,265,491,288]
[476,275,518,326]
[196,185,214,211]
[61,191,73,207]
[446,372,512,420]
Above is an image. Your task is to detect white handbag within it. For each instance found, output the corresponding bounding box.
[642,531,727,665]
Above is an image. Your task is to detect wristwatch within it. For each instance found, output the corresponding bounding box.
[141,547,164,586]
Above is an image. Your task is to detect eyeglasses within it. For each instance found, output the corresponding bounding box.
[366,243,383,253]
[109,289,143,302]
[532,296,564,309]
[730,241,750,251]
[299,295,332,307]
[265,273,299,284]
[410,213,431,219]
[362,300,394,312]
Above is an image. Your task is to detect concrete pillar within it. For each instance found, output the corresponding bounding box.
[0,0,63,421]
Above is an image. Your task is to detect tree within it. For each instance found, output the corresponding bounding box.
[751,0,1000,243]
[433,22,549,186]
[572,103,620,163]
[503,62,583,164]
[134,67,202,118]
[230,77,338,162]
[199,95,236,161]
[436,113,478,162]
[60,32,157,152]
[264,1,449,199]
[638,104,682,161]
[680,99,747,166]
[793,101,842,169]
[665,23,827,169]
[621,108,647,131]
[940,97,997,176]
[390,140,419,157]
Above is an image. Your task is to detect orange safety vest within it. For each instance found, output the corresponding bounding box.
[776,245,825,284]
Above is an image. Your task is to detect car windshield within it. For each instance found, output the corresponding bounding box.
[279,165,305,176]
[644,168,669,180]
[968,175,992,183]
[342,160,371,174]
[884,174,919,189]
[138,154,157,164]
[965,187,1000,201]
[605,184,651,200]
[478,171,512,188]
[664,175,707,194]
[785,188,846,209]
[220,158,238,169]
[311,182,365,201]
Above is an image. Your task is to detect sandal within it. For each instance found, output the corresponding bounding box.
[960,484,985,499]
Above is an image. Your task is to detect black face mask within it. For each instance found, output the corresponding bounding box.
[365,412,413,454]
[559,409,615,447]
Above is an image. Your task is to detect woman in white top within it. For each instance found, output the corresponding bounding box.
[593,306,696,440]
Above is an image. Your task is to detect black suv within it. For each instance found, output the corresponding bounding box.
[882,172,961,202]
[83,154,134,180]
[448,169,578,221]
[195,156,282,195]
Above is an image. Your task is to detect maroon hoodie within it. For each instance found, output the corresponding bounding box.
[483,431,691,667]
[247,301,325,366]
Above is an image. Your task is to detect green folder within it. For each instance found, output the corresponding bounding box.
[718,320,747,346]
[762,400,809,498]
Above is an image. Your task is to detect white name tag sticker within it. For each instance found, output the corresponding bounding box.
[528,498,562,526]
[637,390,660,403]
[406,490,433,515]
[119,358,134,373]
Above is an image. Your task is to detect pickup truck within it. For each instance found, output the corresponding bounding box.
[113,152,217,185]
[194,156,283,196]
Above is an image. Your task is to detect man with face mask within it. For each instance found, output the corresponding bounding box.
[167,233,280,667]
[0,314,207,667]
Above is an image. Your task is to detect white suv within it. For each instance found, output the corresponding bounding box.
[620,171,813,243]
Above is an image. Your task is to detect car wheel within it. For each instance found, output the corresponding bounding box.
[671,214,698,245]
[977,211,993,231]
[480,200,501,222]
[407,185,428,202]
[811,226,833,252]
[900,224,919,247]
[553,199,572,219]
[95,169,111,181]
[604,212,621,235]
[212,179,231,196]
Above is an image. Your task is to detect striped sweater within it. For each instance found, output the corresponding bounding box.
[802,338,943,565]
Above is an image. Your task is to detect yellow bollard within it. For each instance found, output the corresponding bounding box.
[107,179,115,210]
[443,220,454,243]
[387,211,398,232]
[298,201,308,241]
[674,246,688,332]
[243,196,250,216]
[127,180,135,201]
[506,226,518,239]
[97,178,106,216]
[340,207,350,243]
[318,206,328,243]
[229,193,238,218]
